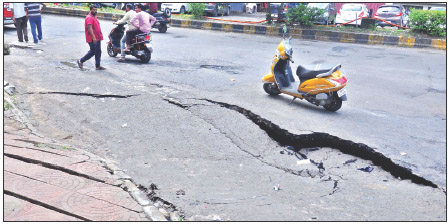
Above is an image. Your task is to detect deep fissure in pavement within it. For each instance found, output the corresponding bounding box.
[4,190,91,221]
[25,91,138,98]
[162,97,327,180]
[200,99,438,188]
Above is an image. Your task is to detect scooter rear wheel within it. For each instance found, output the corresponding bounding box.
[107,44,118,57]
[139,48,151,63]
[323,94,342,112]
[263,83,281,95]
[158,24,168,33]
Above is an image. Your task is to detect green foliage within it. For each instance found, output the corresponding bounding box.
[285,4,325,27]
[188,3,205,19]
[409,8,446,37]
[4,101,12,111]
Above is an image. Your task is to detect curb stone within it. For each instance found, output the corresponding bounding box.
[143,206,169,221]
[43,6,446,50]
[101,163,169,221]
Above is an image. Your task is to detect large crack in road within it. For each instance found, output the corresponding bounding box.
[203,99,439,188]
[161,95,438,189]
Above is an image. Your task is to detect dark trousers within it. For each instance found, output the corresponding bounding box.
[15,16,28,42]
[126,29,143,46]
[80,41,102,68]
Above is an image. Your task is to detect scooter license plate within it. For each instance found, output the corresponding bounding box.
[337,87,347,97]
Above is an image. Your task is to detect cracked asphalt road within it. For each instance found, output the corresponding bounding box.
[3,15,446,221]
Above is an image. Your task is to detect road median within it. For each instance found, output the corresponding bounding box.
[43,6,446,50]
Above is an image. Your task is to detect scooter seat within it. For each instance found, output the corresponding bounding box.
[296,64,339,79]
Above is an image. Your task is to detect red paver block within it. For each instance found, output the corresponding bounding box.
[4,194,82,221]
[4,171,147,221]
[5,135,88,158]
[4,131,51,144]
[64,160,116,181]
[4,144,86,166]
[5,157,143,213]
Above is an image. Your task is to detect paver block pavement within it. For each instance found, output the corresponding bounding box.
[4,170,147,221]
[5,157,144,213]
[4,195,82,221]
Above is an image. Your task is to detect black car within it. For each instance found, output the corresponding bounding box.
[374,5,409,28]
[204,3,230,17]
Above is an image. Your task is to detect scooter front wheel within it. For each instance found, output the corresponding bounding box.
[107,44,117,57]
[263,83,281,95]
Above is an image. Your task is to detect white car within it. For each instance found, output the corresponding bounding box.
[335,3,369,25]
[161,3,188,14]
[245,3,257,14]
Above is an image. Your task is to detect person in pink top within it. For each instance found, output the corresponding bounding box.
[124,3,156,51]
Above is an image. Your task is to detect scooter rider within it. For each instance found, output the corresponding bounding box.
[114,4,136,62]
[124,3,156,52]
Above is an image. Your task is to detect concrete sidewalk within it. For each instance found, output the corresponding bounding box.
[3,94,170,221]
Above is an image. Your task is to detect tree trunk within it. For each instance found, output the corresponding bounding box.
[266,3,272,24]
[277,3,284,24]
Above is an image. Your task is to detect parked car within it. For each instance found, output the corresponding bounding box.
[161,3,188,14]
[100,3,118,8]
[3,3,14,26]
[374,5,409,28]
[335,3,369,25]
[307,3,337,24]
[204,3,230,17]
[430,7,446,11]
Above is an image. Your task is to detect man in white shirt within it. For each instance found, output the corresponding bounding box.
[11,3,28,42]
[114,4,136,61]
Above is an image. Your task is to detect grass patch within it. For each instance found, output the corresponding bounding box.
[172,13,195,20]
[4,101,12,111]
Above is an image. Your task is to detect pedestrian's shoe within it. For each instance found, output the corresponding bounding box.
[118,57,126,62]
[96,66,106,70]
[77,60,83,69]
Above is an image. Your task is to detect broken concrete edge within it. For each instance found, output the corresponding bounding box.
[42,6,446,50]
[100,163,170,221]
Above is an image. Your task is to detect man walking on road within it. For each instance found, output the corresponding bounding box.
[114,4,136,62]
[24,3,46,44]
[77,5,106,70]
[124,3,155,51]
[12,3,29,43]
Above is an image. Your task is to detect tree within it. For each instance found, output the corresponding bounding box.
[266,3,272,24]
[277,3,284,24]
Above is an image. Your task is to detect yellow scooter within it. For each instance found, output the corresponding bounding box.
[262,34,348,112]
